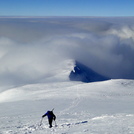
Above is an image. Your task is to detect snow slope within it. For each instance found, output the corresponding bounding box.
[0,79,134,134]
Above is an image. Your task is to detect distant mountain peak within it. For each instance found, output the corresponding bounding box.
[69,61,110,83]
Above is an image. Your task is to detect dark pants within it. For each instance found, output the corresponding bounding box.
[48,118,53,128]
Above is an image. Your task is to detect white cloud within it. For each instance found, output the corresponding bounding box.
[0,17,134,88]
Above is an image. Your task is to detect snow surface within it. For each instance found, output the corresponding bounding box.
[0,79,134,134]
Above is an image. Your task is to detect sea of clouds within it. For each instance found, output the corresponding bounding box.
[0,17,134,88]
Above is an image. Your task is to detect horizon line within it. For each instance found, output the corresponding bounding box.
[0,15,134,18]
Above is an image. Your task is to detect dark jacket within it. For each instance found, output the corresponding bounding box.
[42,111,56,120]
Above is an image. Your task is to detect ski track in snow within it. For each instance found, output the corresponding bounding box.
[0,79,134,134]
[1,114,134,134]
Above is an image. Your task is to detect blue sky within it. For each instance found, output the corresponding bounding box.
[0,0,134,16]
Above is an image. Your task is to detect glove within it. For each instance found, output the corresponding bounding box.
[42,115,45,118]
[53,117,56,121]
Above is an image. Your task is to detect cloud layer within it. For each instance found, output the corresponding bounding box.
[0,17,134,88]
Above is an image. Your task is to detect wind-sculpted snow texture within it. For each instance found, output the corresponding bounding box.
[0,79,134,133]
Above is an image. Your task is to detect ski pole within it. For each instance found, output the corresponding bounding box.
[54,120,57,127]
[40,117,43,126]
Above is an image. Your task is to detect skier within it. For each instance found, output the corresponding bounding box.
[42,110,56,128]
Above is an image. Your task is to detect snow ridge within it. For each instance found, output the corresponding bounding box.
[69,61,110,82]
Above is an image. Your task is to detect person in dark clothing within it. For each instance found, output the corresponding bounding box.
[42,110,56,128]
